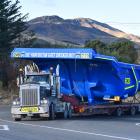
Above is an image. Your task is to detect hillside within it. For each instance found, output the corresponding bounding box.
[28,15,140,46]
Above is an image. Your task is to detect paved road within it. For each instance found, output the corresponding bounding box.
[0,105,140,140]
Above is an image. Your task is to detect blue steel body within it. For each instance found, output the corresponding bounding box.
[11,48,140,105]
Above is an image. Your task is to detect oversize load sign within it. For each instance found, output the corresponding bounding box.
[13,52,91,59]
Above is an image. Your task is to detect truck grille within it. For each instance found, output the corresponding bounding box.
[21,88,39,106]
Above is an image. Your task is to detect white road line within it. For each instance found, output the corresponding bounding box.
[136,123,140,126]
[0,125,9,131]
[0,118,136,140]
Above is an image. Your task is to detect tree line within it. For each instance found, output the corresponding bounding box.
[84,40,138,63]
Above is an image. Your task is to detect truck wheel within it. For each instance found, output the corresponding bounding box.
[130,107,136,116]
[116,108,122,117]
[14,118,21,121]
[64,104,68,119]
[49,103,55,120]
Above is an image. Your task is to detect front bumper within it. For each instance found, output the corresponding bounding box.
[11,105,49,117]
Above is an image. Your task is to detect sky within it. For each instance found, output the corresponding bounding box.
[17,0,140,36]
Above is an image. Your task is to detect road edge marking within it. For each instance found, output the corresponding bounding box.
[136,123,140,126]
[0,118,136,140]
[0,125,9,131]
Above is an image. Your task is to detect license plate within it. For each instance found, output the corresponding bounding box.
[21,107,39,113]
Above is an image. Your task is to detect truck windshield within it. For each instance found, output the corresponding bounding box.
[26,75,49,83]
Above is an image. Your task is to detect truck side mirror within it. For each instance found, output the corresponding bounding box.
[16,77,20,87]
[17,74,24,86]
[50,75,53,87]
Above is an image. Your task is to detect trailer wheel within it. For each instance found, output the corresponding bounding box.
[63,104,68,119]
[49,103,55,120]
[130,107,136,116]
[116,108,122,117]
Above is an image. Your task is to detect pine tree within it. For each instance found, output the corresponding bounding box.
[0,0,27,87]
[0,0,27,57]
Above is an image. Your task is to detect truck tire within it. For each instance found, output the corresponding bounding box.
[130,107,136,116]
[14,118,21,121]
[63,104,68,119]
[116,107,122,117]
[49,103,55,120]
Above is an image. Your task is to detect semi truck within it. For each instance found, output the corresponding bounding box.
[11,48,140,121]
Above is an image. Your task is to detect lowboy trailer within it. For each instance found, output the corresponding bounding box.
[11,48,140,121]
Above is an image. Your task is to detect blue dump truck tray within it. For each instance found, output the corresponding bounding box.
[11,48,140,105]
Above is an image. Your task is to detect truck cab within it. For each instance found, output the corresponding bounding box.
[11,66,71,121]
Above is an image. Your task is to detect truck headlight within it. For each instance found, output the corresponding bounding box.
[13,101,17,105]
[16,101,20,105]
[41,99,48,104]
[43,100,48,104]
[12,101,20,105]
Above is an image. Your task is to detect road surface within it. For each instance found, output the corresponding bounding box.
[0,105,140,140]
